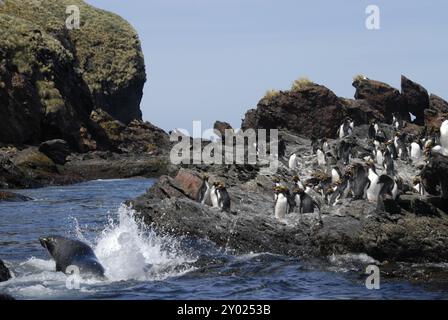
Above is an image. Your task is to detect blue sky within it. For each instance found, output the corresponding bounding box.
[86,0,447,133]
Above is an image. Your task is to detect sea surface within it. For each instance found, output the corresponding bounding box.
[0,178,447,300]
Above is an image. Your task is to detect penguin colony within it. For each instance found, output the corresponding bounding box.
[196,116,448,222]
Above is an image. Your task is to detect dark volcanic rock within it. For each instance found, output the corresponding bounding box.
[241,84,346,138]
[0,0,146,150]
[353,78,403,121]
[400,76,429,126]
[343,99,385,125]
[425,94,448,133]
[421,153,448,199]
[213,121,233,137]
[0,259,11,282]
[39,140,71,165]
[0,293,14,300]
[0,191,32,202]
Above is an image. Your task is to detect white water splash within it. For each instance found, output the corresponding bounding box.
[92,204,196,281]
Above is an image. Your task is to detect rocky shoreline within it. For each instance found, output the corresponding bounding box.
[130,129,448,282]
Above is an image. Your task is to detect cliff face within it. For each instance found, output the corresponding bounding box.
[0,0,146,150]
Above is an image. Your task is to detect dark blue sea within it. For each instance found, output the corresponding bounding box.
[0,179,447,299]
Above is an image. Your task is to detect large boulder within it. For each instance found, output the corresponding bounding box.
[352,77,403,122]
[425,94,448,133]
[0,259,11,282]
[0,0,146,150]
[241,84,346,138]
[343,99,385,125]
[400,76,430,126]
[90,109,170,154]
[39,140,71,165]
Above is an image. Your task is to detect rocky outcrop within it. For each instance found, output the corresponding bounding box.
[353,77,402,121]
[425,95,448,133]
[131,130,448,266]
[39,140,71,165]
[0,0,150,152]
[400,76,429,125]
[241,84,346,138]
[0,259,11,282]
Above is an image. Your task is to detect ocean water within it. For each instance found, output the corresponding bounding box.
[0,179,447,300]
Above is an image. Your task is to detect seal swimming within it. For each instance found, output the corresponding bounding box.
[39,235,105,278]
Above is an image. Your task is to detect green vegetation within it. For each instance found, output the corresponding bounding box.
[353,74,367,82]
[291,77,313,91]
[0,0,145,95]
[263,89,280,101]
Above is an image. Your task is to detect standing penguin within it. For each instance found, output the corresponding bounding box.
[348,163,369,200]
[197,175,211,205]
[378,175,399,200]
[365,160,382,203]
[331,166,342,184]
[316,148,326,167]
[215,182,231,212]
[368,121,377,140]
[412,176,426,196]
[386,140,398,160]
[409,140,423,160]
[274,186,289,220]
[293,188,321,214]
[210,182,220,208]
[392,113,404,130]
[288,153,298,170]
[382,149,395,176]
[338,118,352,139]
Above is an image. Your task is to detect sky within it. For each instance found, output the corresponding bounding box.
[86,0,447,134]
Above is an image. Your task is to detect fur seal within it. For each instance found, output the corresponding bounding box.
[39,236,105,278]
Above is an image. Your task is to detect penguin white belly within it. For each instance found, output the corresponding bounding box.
[394,137,399,150]
[296,181,304,189]
[274,194,288,220]
[210,187,219,208]
[374,124,379,135]
[376,150,384,166]
[317,150,326,166]
[366,170,381,202]
[201,184,211,205]
[331,169,340,184]
[288,154,297,170]
[410,143,422,159]
[440,120,448,150]
[294,194,301,212]
[338,125,345,139]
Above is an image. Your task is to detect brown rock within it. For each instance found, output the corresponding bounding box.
[425,94,448,133]
[353,78,403,121]
[241,84,346,138]
[174,169,203,200]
